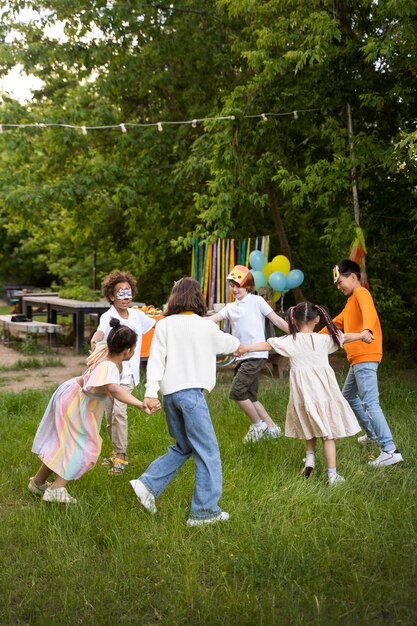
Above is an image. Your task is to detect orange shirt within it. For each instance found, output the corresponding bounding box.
[320,287,382,365]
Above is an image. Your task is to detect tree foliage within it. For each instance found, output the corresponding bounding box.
[0,1,416,356]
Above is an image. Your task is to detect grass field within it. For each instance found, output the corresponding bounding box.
[1,361,416,625]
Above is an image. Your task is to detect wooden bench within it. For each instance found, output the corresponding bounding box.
[0,315,62,346]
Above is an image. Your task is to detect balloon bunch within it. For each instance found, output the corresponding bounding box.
[249,250,304,303]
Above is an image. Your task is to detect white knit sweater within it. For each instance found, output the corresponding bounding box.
[145,314,240,397]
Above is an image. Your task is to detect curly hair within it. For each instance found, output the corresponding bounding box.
[101,270,137,303]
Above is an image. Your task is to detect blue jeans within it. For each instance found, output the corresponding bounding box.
[139,388,223,520]
[342,362,395,452]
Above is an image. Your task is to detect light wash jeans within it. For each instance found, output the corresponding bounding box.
[139,388,223,520]
[342,362,396,452]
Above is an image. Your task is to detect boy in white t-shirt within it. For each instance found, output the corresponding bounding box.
[209,265,288,443]
[90,270,155,473]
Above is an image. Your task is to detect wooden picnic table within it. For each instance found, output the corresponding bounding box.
[23,296,110,353]
[10,291,59,314]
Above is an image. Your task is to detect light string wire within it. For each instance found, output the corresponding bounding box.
[0,108,323,133]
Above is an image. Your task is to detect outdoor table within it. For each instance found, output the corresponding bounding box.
[23,295,110,353]
[140,314,164,359]
[12,291,59,314]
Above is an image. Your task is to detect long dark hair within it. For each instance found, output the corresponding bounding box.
[107,318,137,353]
[164,277,207,317]
[287,302,342,347]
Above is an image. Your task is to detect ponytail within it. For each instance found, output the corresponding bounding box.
[313,304,342,347]
[286,301,341,346]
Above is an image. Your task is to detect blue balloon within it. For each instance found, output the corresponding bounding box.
[269,271,287,292]
[251,270,268,290]
[286,269,304,289]
[249,250,266,271]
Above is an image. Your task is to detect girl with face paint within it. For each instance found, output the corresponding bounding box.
[90,271,156,474]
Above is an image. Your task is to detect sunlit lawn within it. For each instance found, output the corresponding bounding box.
[1,361,416,625]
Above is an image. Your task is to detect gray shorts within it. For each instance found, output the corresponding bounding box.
[229,358,267,402]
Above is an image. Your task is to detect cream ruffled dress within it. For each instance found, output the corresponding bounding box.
[268,333,360,440]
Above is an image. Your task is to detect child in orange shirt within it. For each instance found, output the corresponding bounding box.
[325,259,403,467]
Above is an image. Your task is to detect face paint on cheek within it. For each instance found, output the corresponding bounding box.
[115,288,132,300]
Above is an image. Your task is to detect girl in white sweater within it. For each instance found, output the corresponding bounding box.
[130,277,239,526]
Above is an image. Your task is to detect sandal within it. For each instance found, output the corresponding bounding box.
[101,454,116,467]
[108,458,128,475]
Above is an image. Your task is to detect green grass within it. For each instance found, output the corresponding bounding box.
[0,356,64,371]
[0,365,416,625]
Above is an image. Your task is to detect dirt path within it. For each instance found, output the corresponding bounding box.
[0,344,86,393]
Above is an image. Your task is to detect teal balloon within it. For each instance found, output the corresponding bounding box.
[286,269,304,289]
[269,271,287,292]
[251,270,268,290]
[249,250,266,271]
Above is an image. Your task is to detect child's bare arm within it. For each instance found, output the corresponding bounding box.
[343,330,374,344]
[205,312,223,324]
[90,330,105,351]
[266,311,289,334]
[235,341,272,356]
[106,383,161,413]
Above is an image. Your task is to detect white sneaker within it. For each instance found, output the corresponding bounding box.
[28,477,51,497]
[242,423,268,443]
[129,479,157,514]
[358,434,377,446]
[266,426,282,439]
[186,511,230,527]
[42,487,77,504]
[368,450,403,467]
[328,473,345,487]
[302,455,315,478]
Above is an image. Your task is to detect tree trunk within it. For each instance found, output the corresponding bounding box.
[266,182,305,303]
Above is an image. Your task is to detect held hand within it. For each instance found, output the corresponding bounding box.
[144,397,161,413]
[141,404,153,415]
[361,330,374,344]
[89,339,97,354]
[234,344,249,356]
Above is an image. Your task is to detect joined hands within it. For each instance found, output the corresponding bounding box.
[142,397,162,415]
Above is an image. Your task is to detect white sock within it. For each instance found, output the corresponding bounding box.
[327,467,336,478]
[254,421,265,429]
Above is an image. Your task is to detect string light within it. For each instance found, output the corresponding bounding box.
[0,108,326,135]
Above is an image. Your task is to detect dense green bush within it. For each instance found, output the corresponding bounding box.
[58,286,100,302]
